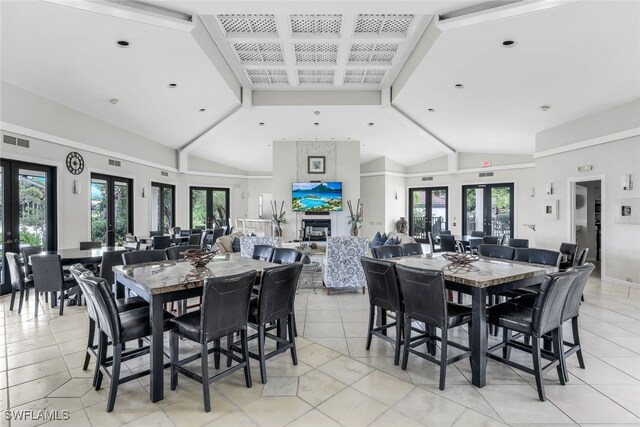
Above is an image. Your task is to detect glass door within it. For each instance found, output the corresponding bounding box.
[462,183,514,239]
[91,173,133,246]
[408,187,448,242]
[189,187,229,230]
[151,182,175,233]
[1,159,57,294]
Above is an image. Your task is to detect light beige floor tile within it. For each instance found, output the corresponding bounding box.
[7,344,62,370]
[242,396,312,427]
[297,370,347,407]
[262,376,299,397]
[164,388,236,426]
[40,409,90,427]
[405,358,471,386]
[477,385,573,424]
[419,384,502,421]
[317,355,374,385]
[393,387,466,427]
[295,343,341,368]
[304,310,342,323]
[286,408,340,427]
[369,408,426,427]
[121,410,174,426]
[302,322,344,338]
[0,388,7,410]
[452,409,509,427]
[600,357,640,381]
[342,322,369,338]
[260,353,313,378]
[203,409,258,426]
[214,373,264,407]
[306,337,349,355]
[48,377,94,398]
[8,357,68,387]
[84,386,160,427]
[317,387,388,427]
[339,309,370,323]
[565,355,639,384]
[353,356,412,382]
[352,370,414,406]
[347,337,397,358]
[593,384,640,418]
[9,371,71,407]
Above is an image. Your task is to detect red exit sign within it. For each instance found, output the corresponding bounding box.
[482,161,491,168]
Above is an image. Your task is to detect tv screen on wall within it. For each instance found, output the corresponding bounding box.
[292,182,342,212]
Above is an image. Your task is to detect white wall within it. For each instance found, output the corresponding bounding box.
[247,178,274,219]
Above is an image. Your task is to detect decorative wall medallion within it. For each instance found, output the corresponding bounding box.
[66,152,84,175]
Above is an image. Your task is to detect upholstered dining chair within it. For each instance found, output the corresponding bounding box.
[401,242,424,256]
[31,254,77,316]
[6,253,33,313]
[323,236,369,293]
[372,245,404,259]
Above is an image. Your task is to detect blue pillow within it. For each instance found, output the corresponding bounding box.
[370,232,384,248]
[232,237,241,252]
[381,232,387,242]
[383,237,399,246]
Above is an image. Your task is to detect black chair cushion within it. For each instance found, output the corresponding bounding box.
[170,311,201,342]
[232,238,241,252]
[446,303,472,328]
[115,296,148,312]
[487,301,533,335]
[119,307,174,343]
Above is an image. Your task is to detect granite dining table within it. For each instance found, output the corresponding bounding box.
[113,254,278,402]
[390,253,555,388]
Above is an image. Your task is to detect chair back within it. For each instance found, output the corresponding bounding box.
[427,232,437,253]
[531,271,576,336]
[200,270,256,343]
[122,249,167,265]
[153,235,172,250]
[372,245,404,259]
[170,226,181,235]
[469,238,483,252]
[6,253,26,290]
[498,234,506,245]
[478,244,515,260]
[100,249,128,285]
[440,230,451,235]
[483,236,499,245]
[562,263,595,322]
[439,235,456,252]
[559,243,579,267]
[180,229,191,237]
[80,241,102,250]
[252,245,274,262]
[323,236,369,289]
[239,236,280,258]
[396,265,447,329]
[257,263,303,324]
[508,238,529,248]
[31,254,65,292]
[78,273,123,344]
[470,230,485,237]
[401,242,423,256]
[455,241,466,253]
[514,248,561,267]
[21,246,42,277]
[188,233,202,246]
[226,226,234,235]
[361,258,401,313]
[271,248,302,265]
[576,247,589,266]
[70,264,98,321]
[166,245,202,260]
[212,227,225,242]
[149,231,164,237]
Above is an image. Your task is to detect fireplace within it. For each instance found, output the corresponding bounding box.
[302,219,331,241]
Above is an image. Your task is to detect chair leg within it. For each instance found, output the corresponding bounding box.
[84,318,96,371]
[288,314,298,365]
[502,329,512,360]
[241,330,252,388]
[51,291,57,308]
[380,309,388,336]
[213,339,221,370]
[531,337,546,401]
[9,288,16,311]
[401,314,411,370]
[18,289,25,314]
[34,291,39,318]
[292,312,298,337]
[365,305,375,350]
[25,287,29,300]
[439,328,448,391]
[59,291,65,315]
[572,317,585,369]
[553,329,566,385]
[170,332,179,391]
[95,332,108,391]
[226,333,233,368]
[201,342,211,412]
[258,324,267,384]
[394,312,402,366]
[106,344,121,412]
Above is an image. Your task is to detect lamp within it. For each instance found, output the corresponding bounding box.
[545,182,553,195]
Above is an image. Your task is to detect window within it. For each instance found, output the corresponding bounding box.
[151,182,175,233]
[462,183,514,240]
[91,173,133,246]
[408,187,448,242]
[189,187,229,230]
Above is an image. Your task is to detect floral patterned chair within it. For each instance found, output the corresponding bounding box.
[239,236,281,258]
[323,236,370,294]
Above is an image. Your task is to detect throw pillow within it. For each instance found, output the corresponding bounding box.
[217,235,234,253]
[370,231,384,248]
[383,237,398,246]
[381,232,387,243]
[232,237,241,252]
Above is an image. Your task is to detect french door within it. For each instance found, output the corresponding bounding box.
[151,182,175,233]
[91,173,133,246]
[462,183,514,239]
[189,187,229,230]
[408,187,448,243]
[1,159,57,295]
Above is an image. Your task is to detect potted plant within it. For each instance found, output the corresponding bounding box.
[271,200,287,237]
[347,199,363,237]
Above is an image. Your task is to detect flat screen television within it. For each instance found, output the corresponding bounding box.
[292,182,342,212]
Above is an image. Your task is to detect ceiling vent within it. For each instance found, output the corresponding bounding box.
[479,172,494,177]
[245,68,289,85]
[354,14,414,35]
[344,69,386,85]
[233,43,284,64]
[290,14,342,36]
[161,171,169,177]
[421,176,434,181]
[17,138,29,148]
[297,69,335,85]
[294,44,339,64]
[108,159,121,167]
[348,43,399,65]
[218,14,278,36]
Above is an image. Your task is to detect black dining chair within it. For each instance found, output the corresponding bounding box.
[470,230,485,237]
[20,246,42,289]
[440,230,451,235]
[122,249,167,265]
[31,254,77,316]
[372,245,404,259]
[427,232,441,253]
[152,235,172,250]
[80,241,102,250]
[514,248,562,268]
[166,245,202,261]
[99,249,128,288]
[149,231,164,237]
[508,238,529,248]
[6,253,34,313]
[486,270,577,401]
[576,248,589,266]
[180,229,191,237]
[401,242,424,256]
[478,244,515,260]
[559,243,579,270]
[361,257,404,365]
[271,248,302,265]
[396,265,472,390]
[455,241,466,254]
[483,236,499,245]
[169,270,256,412]
[468,238,484,254]
[188,233,202,246]
[439,235,456,252]
[498,234,507,245]
[243,263,303,383]
[252,245,274,262]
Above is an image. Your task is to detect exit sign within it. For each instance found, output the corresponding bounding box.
[482,161,491,168]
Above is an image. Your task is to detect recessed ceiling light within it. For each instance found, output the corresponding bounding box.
[314,122,319,126]
[199,108,206,112]
[368,123,374,127]
[455,84,464,89]
[502,40,516,47]
[314,111,320,116]
[109,98,119,105]
[116,40,130,47]
[427,108,435,112]
[168,83,177,88]
[259,122,265,126]
[540,105,551,111]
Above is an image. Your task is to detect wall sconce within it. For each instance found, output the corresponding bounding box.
[622,174,633,191]
[141,187,146,198]
[241,191,246,199]
[530,187,535,198]
[394,192,398,200]
[72,179,80,195]
[545,182,553,195]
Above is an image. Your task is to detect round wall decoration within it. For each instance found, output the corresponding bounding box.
[66,151,84,175]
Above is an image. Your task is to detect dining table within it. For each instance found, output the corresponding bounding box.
[30,246,127,266]
[113,253,278,403]
[390,253,555,388]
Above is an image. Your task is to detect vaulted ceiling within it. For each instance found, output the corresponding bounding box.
[2,1,639,173]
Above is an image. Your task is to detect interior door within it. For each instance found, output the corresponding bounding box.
[1,159,57,295]
[408,187,448,242]
[91,173,133,246]
[463,183,514,239]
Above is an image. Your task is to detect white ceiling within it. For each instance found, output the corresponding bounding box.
[1,1,639,173]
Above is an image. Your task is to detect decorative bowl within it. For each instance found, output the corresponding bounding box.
[181,249,216,268]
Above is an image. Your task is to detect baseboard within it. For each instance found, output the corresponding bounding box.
[602,275,640,289]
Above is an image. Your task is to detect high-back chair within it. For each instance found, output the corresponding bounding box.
[508,238,529,248]
[483,236,499,245]
[361,258,404,365]
[372,245,404,259]
[251,245,274,262]
[31,254,77,316]
[21,246,42,286]
[152,235,171,250]
[6,252,33,313]
[80,241,102,250]
[440,230,451,235]
[514,248,562,267]
[470,230,486,237]
[427,232,440,253]
[576,247,589,266]
[323,236,369,293]
[271,248,302,265]
[166,245,201,261]
[401,242,423,256]
[439,235,456,252]
[559,243,579,270]
[478,244,515,260]
[188,233,202,246]
[149,231,164,237]
[99,249,128,287]
[122,249,167,265]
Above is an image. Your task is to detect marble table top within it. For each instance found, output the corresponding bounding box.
[392,253,555,288]
[113,253,277,295]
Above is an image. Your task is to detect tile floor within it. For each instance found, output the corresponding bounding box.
[1,273,640,427]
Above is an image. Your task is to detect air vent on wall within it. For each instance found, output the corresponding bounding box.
[479,172,494,177]
[17,138,29,148]
[421,176,434,181]
[161,171,169,177]
[3,135,17,145]
[108,159,121,167]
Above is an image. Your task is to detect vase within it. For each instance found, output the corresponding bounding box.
[396,217,408,234]
[350,225,359,237]
[301,254,311,264]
